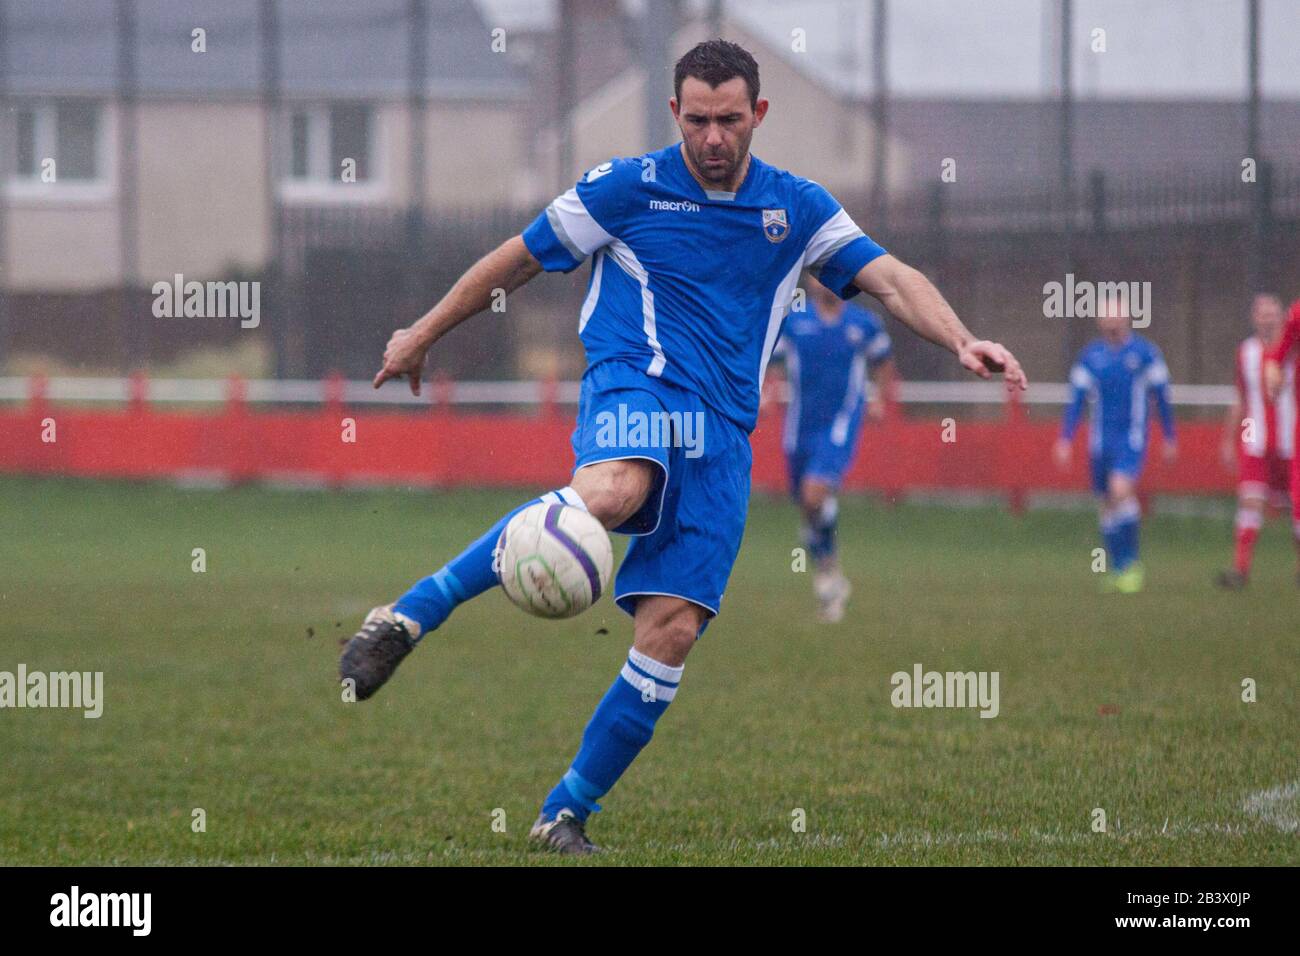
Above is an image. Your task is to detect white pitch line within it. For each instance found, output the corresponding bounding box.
[638,819,1263,856]
[1243,780,1300,833]
[873,821,1253,848]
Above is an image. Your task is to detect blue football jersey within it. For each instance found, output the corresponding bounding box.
[775,301,892,453]
[522,144,887,432]
[1062,334,1175,454]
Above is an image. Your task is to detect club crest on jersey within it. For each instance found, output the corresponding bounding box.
[762,208,789,243]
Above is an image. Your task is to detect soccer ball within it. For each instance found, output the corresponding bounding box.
[495,502,613,618]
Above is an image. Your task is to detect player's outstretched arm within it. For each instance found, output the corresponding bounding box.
[1054,368,1086,470]
[867,357,897,420]
[1153,379,1177,463]
[853,253,1027,391]
[373,235,543,394]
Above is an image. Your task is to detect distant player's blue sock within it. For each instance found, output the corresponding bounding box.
[803,495,838,562]
[541,647,683,823]
[1113,498,1141,570]
[1099,506,1122,571]
[393,486,588,638]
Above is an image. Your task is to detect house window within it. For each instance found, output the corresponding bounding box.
[11,100,102,183]
[329,105,369,181]
[286,105,373,184]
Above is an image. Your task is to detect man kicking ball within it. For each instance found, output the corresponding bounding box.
[339,39,1027,854]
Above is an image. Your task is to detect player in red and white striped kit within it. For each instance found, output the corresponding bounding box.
[1218,294,1299,588]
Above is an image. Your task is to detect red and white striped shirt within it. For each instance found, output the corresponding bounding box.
[1238,334,1296,458]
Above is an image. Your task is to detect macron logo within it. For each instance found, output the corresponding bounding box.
[649,199,700,213]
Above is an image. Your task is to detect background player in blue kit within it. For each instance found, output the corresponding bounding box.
[1054,305,1176,593]
[771,275,895,622]
[339,39,1027,854]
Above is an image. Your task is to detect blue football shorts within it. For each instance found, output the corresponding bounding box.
[1090,442,1145,495]
[785,416,863,496]
[570,359,751,621]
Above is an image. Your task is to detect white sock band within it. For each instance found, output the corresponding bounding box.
[1113,498,1141,523]
[548,486,589,512]
[621,647,684,703]
[1236,508,1263,531]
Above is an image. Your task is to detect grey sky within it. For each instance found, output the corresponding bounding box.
[477,0,1300,98]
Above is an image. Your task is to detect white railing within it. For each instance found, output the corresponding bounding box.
[896,381,1233,407]
[0,376,1236,408]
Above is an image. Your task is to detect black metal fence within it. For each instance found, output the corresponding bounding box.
[265,161,1299,385]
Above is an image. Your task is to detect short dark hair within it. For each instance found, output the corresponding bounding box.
[673,39,760,110]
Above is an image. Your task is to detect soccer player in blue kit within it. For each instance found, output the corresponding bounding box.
[340,40,1027,853]
[771,276,895,622]
[1054,305,1176,593]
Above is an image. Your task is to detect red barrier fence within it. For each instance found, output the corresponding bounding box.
[0,374,1236,504]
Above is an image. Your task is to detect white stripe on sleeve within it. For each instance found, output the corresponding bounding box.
[802,208,866,271]
[550,187,614,257]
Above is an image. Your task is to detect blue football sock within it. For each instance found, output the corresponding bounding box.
[1113,499,1141,570]
[541,647,683,823]
[1099,507,1122,571]
[803,495,838,562]
[393,486,587,637]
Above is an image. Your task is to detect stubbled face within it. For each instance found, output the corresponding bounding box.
[671,76,767,187]
[1251,295,1284,340]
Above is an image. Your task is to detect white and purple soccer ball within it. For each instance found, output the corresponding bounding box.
[495,502,613,618]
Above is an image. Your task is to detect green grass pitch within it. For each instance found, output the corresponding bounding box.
[1,476,1295,866]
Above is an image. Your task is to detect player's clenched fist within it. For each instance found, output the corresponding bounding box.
[373,327,430,395]
[958,339,1028,391]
